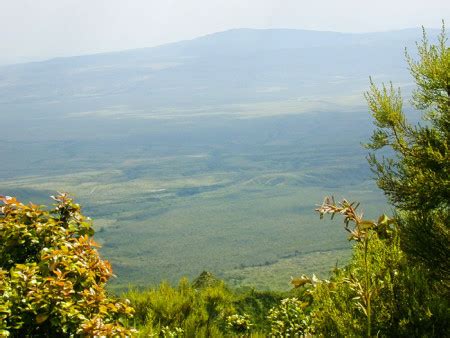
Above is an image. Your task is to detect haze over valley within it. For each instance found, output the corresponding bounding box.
[0,28,433,289]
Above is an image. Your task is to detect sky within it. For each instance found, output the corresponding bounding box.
[1,0,449,65]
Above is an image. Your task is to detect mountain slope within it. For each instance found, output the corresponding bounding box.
[0,28,435,109]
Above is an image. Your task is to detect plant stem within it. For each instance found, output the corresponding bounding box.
[364,237,372,337]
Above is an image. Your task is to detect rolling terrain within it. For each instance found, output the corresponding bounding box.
[0,28,429,290]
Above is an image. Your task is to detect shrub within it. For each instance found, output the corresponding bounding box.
[226,313,253,334]
[0,193,134,336]
[267,298,310,337]
[310,198,449,336]
[125,275,235,337]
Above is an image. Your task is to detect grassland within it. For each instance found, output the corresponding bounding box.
[0,107,387,291]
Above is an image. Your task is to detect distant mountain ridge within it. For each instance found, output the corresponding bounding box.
[1,27,433,66]
[0,27,438,110]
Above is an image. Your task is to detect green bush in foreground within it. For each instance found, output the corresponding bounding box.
[310,198,449,337]
[0,193,134,336]
[226,313,253,334]
[124,278,234,337]
[267,297,310,336]
[124,275,286,337]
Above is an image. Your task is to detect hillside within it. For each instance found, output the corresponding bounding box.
[0,28,435,109]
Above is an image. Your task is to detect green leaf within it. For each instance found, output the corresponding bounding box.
[36,313,49,324]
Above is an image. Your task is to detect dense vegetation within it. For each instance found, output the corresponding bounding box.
[0,193,134,336]
[1,109,385,290]
[1,26,448,336]
[308,24,449,336]
[365,27,450,284]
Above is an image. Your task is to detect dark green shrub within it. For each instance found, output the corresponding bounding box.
[310,198,449,337]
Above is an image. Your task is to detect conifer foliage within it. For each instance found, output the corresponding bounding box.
[0,193,134,336]
[365,24,449,282]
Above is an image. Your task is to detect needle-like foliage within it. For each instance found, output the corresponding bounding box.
[365,23,449,283]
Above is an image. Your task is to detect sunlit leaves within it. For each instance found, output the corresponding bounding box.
[226,313,253,334]
[124,276,236,336]
[267,298,311,336]
[312,198,449,336]
[0,193,134,336]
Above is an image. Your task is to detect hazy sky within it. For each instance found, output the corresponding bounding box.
[1,0,449,65]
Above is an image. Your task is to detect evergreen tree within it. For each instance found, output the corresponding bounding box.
[364,23,449,283]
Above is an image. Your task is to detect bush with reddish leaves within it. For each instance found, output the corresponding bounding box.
[0,193,135,336]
